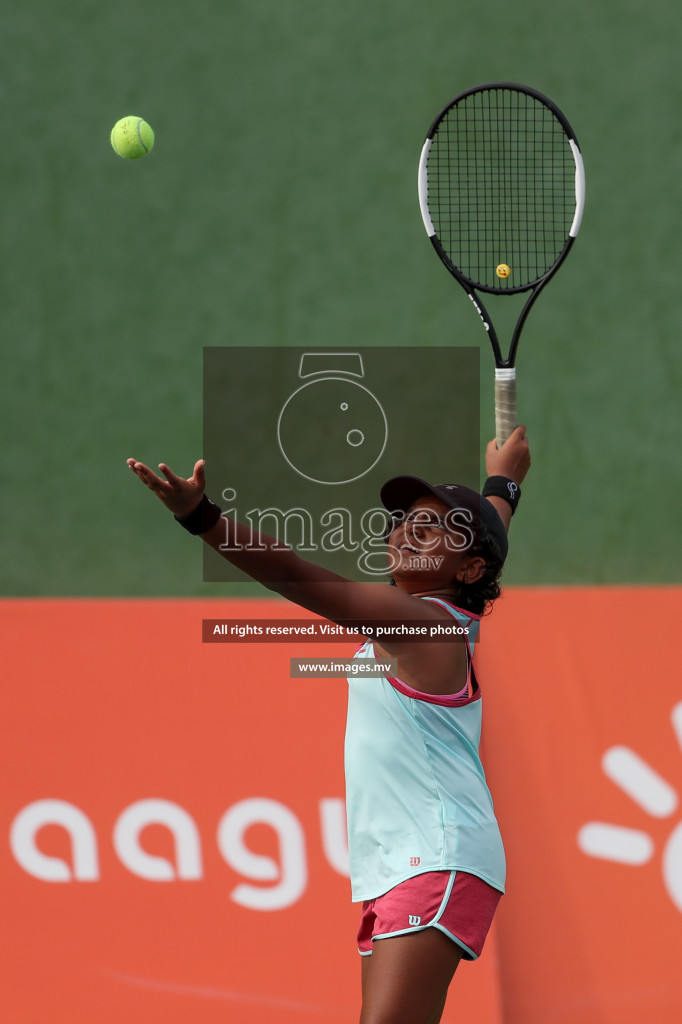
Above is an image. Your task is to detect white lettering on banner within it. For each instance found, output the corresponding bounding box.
[663,823,682,912]
[8,796,348,906]
[9,799,99,882]
[578,704,682,916]
[217,798,307,910]
[113,800,203,881]
[319,798,349,876]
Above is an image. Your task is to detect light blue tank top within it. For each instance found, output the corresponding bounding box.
[344,597,505,901]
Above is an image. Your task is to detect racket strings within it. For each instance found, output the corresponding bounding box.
[429,88,576,290]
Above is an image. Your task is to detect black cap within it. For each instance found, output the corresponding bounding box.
[379,475,508,563]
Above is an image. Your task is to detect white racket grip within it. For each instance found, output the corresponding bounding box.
[495,367,517,448]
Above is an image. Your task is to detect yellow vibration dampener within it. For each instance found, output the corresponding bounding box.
[496,264,511,279]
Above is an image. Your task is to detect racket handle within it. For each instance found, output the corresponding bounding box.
[495,368,517,448]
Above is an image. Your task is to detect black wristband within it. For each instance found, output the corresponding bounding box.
[174,494,223,535]
[482,476,521,515]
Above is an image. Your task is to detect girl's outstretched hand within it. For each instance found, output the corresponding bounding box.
[127,458,206,517]
[485,425,530,485]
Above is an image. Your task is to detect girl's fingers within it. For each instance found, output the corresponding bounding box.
[158,463,182,484]
[129,460,205,511]
[193,459,206,488]
[128,459,168,491]
[127,459,150,479]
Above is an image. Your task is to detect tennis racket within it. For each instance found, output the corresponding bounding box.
[417,82,585,446]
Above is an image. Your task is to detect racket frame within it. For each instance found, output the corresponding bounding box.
[417,81,585,370]
[417,82,585,444]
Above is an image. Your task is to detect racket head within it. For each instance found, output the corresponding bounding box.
[418,82,585,296]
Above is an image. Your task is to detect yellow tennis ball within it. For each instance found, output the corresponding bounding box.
[496,264,510,279]
[110,116,155,159]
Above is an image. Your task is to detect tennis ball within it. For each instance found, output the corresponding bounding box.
[496,264,511,279]
[110,116,154,159]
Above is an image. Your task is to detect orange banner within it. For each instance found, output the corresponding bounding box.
[478,587,682,1024]
[2,590,681,1022]
[0,599,500,1024]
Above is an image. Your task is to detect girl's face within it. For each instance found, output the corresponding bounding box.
[387,496,485,591]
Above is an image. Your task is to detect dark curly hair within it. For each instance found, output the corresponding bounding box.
[453,517,505,616]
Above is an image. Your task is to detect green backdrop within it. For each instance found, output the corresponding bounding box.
[2,0,680,595]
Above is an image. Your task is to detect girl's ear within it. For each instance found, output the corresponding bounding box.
[456,557,486,586]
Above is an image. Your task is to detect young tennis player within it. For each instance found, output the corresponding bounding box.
[127,424,529,1024]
